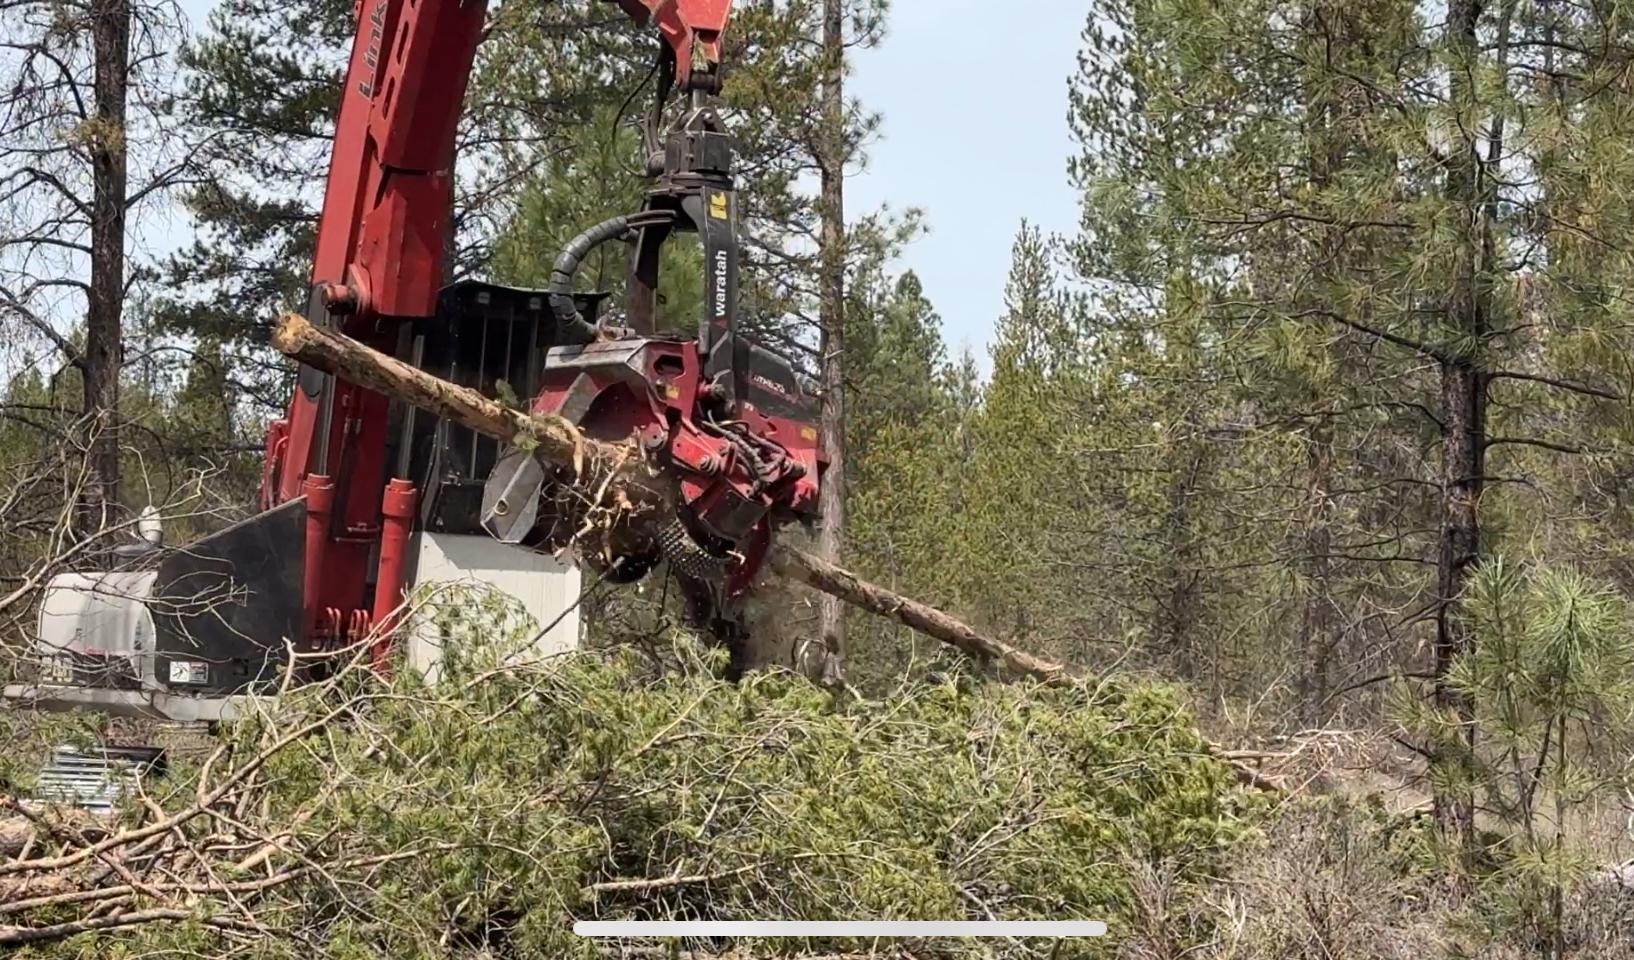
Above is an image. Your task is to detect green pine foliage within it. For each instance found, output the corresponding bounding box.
[155,0,354,370]
[842,268,971,677]
[1444,560,1634,949]
[1044,0,1634,723]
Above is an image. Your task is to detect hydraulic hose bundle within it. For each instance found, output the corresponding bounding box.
[548,210,676,341]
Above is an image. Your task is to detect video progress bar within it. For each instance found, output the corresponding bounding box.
[574,920,1107,938]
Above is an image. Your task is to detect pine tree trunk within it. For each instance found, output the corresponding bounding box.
[80,0,130,535]
[1298,421,1335,725]
[1157,442,1205,682]
[1435,359,1483,849]
[812,0,847,684]
[1433,0,1493,861]
[1296,8,1344,726]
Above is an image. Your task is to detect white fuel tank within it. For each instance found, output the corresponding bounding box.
[35,571,159,687]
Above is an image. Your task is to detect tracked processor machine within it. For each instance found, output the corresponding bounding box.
[8,0,824,724]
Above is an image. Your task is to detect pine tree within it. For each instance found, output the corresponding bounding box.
[1070,0,1634,859]
[956,225,1083,645]
[842,268,961,682]
[1,0,195,531]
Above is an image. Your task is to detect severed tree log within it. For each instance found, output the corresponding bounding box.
[0,819,33,858]
[271,313,1278,791]
[765,547,1069,682]
[269,310,672,509]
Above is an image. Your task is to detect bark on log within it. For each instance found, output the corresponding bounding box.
[271,312,1279,791]
[270,312,670,509]
[270,312,1066,678]
[0,819,32,857]
[766,546,1068,682]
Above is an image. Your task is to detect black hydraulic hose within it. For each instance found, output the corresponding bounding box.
[549,214,633,342]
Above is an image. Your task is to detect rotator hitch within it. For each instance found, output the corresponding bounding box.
[480,66,824,599]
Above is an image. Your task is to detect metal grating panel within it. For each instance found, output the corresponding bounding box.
[32,745,164,814]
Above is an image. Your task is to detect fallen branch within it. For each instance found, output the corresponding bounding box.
[0,906,266,945]
[583,864,761,897]
[271,312,1281,792]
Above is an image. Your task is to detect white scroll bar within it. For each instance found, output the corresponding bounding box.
[574,920,1107,938]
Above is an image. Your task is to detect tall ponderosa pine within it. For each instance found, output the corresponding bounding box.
[1070,0,1634,857]
[957,226,1084,644]
[843,268,963,680]
[812,0,850,684]
[2,0,194,531]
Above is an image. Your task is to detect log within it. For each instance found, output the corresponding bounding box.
[271,313,1279,791]
[270,311,670,509]
[271,312,1065,677]
[272,313,1056,671]
[0,819,32,858]
[766,546,1068,682]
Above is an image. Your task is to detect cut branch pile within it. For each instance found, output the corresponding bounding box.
[4,629,1256,953]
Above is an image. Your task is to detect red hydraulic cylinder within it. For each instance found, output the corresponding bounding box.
[370,478,418,670]
[301,474,336,640]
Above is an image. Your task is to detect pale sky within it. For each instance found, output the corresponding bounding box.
[850,0,1087,361]
[169,0,1090,365]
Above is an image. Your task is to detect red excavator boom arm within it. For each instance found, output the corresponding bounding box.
[612,0,730,88]
[261,0,741,646]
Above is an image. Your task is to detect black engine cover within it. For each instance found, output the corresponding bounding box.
[150,499,305,696]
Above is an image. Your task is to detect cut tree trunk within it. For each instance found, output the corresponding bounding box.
[270,311,1054,679]
[270,311,1280,792]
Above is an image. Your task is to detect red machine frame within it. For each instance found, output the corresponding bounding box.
[259,0,791,650]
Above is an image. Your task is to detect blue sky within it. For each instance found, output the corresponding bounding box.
[849,0,1087,361]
